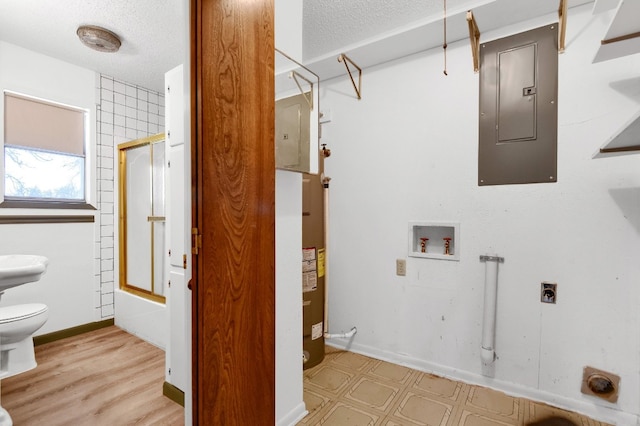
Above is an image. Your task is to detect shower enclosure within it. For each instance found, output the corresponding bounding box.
[118,134,166,303]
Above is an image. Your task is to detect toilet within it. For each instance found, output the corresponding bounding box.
[0,303,49,379]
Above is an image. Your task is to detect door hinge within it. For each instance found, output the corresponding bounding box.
[192,227,202,255]
[183,254,187,269]
[168,280,171,288]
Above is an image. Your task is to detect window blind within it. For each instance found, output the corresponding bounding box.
[4,93,85,156]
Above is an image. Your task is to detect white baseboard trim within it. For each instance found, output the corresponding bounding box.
[277,402,308,426]
[326,339,639,426]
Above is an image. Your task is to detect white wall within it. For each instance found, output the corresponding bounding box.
[275,0,302,60]
[275,170,305,425]
[0,41,96,334]
[0,223,95,334]
[275,1,306,425]
[321,5,640,425]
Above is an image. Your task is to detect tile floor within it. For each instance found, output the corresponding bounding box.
[299,347,611,426]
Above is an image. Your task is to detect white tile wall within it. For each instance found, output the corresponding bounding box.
[96,75,165,319]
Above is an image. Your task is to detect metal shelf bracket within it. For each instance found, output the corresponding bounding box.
[289,70,314,110]
[558,0,567,53]
[467,10,481,73]
[337,53,362,100]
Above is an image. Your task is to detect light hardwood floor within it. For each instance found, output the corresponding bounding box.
[1,326,183,425]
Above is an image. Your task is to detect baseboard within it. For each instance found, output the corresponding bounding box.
[326,339,639,426]
[163,381,185,407]
[33,319,115,346]
[277,402,308,426]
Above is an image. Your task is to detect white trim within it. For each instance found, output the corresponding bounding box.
[276,402,308,426]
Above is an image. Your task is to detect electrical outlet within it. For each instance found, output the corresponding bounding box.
[396,259,406,276]
[541,282,557,304]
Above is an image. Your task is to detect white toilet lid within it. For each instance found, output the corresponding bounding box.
[0,303,48,324]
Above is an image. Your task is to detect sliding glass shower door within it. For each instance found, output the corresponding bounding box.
[118,134,166,303]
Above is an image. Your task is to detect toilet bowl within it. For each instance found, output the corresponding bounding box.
[0,303,48,379]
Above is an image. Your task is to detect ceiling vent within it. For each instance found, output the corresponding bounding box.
[76,25,121,53]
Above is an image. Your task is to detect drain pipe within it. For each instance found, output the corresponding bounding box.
[321,170,357,341]
[322,173,331,337]
[479,254,504,368]
[325,327,358,339]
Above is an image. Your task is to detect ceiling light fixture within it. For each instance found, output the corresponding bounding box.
[76,25,121,53]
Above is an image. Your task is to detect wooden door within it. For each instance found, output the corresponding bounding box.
[191,0,275,423]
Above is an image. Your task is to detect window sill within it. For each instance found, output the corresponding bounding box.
[0,200,97,224]
[0,199,97,210]
[0,215,95,224]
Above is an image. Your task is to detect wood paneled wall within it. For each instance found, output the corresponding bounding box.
[192,0,275,423]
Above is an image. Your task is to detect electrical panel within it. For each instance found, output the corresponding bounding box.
[478,24,558,186]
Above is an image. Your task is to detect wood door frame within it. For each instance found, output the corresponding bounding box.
[191,0,276,423]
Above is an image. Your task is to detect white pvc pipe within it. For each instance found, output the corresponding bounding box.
[322,174,330,335]
[325,326,358,340]
[480,255,501,367]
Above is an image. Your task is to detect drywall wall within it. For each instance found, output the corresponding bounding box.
[0,223,95,334]
[0,41,96,334]
[275,0,306,424]
[321,5,640,424]
[276,169,306,425]
[276,0,302,59]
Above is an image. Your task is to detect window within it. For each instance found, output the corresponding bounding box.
[2,92,88,206]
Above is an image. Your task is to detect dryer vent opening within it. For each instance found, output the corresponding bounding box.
[580,366,620,403]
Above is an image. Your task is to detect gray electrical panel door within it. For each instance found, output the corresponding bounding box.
[478,24,558,186]
[276,93,311,172]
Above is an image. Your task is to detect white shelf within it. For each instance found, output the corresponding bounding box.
[408,221,460,261]
[592,0,640,64]
[593,108,640,158]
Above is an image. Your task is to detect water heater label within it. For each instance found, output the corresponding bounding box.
[302,260,317,273]
[312,322,323,340]
[302,247,316,261]
[303,271,317,292]
[317,248,325,278]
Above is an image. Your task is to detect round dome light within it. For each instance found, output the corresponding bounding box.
[76,25,121,53]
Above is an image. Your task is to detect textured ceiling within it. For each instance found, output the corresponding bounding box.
[0,0,596,93]
[302,0,595,81]
[303,0,486,61]
[0,0,185,93]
